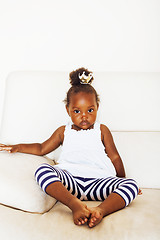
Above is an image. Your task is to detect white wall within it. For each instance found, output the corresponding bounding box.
[0,0,160,128]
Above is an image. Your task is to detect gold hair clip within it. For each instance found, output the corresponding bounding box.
[78,71,93,84]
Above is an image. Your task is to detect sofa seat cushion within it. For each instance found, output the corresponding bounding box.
[0,189,159,240]
[0,152,56,213]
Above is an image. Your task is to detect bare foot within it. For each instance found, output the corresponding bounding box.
[88,206,104,228]
[70,199,91,226]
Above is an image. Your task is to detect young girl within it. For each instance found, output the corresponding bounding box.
[0,68,139,228]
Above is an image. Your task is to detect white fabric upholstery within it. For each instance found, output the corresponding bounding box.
[0,189,159,240]
[0,152,56,213]
[112,132,160,188]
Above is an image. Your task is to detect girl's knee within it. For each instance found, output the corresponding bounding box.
[35,163,53,179]
[34,164,59,192]
[124,178,139,194]
[114,178,139,206]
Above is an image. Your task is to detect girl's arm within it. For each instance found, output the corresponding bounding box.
[0,126,65,156]
[101,124,126,178]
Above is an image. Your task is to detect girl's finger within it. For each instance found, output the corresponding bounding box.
[0,147,12,151]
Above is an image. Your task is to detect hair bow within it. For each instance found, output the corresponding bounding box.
[78,71,93,84]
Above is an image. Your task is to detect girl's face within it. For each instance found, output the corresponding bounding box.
[66,92,99,130]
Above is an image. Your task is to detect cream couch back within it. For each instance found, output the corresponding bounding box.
[0,71,160,189]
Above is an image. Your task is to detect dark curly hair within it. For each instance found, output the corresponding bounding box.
[64,67,100,107]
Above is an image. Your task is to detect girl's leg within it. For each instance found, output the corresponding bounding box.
[82,177,139,227]
[88,192,126,227]
[35,164,90,225]
[46,182,90,225]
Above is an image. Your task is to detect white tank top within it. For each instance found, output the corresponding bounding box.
[56,122,116,178]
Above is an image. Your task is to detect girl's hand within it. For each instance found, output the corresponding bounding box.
[0,144,18,153]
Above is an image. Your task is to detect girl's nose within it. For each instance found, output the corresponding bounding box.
[82,112,87,119]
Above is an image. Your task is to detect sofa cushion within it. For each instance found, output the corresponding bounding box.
[0,189,159,240]
[0,152,56,213]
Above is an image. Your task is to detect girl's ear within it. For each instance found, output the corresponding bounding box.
[97,103,99,110]
[66,105,70,116]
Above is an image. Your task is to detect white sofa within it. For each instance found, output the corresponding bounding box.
[0,71,160,240]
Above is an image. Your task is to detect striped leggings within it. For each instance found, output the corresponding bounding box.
[35,163,139,206]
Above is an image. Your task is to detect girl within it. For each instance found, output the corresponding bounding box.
[0,68,139,228]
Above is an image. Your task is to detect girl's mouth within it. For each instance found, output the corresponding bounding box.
[80,121,89,126]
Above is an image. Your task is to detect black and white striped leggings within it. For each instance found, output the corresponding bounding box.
[35,163,139,206]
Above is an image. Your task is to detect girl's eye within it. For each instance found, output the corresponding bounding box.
[88,108,94,113]
[74,110,80,114]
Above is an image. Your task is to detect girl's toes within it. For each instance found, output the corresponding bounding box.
[74,219,81,225]
[88,208,103,228]
[79,218,84,225]
[88,221,94,228]
[88,219,98,228]
[89,217,97,227]
[80,217,89,225]
[74,217,87,226]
